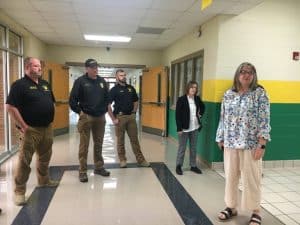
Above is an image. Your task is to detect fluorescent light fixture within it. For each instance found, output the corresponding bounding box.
[84,34,131,42]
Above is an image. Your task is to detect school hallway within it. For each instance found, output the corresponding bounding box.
[0,116,296,225]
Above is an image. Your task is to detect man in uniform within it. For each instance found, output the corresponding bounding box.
[108,69,150,168]
[6,57,58,206]
[69,58,110,182]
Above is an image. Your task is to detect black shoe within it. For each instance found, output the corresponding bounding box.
[191,166,202,174]
[176,165,183,175]
[79,173,88,182]
[94,168,110,177]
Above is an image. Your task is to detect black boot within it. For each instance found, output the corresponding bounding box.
[176,165,183,175]
[191,166,202,174]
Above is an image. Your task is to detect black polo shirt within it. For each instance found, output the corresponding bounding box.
[6,75,55,127]
[109,83,138,115]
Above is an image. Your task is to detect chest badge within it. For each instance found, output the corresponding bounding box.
[29,86,37,90]
[99,83,104,88]
[128,88,132,92]
[42,85,49,91]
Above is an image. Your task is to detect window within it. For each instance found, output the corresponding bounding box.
[0,26,5,48]
[171,64,179,105]
[170,50,204,107]
[0,50,6,155]
[0,24,23,159]
[9,31,22,54]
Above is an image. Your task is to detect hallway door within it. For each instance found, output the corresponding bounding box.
[42,61,69,135]
[141,66,168,136]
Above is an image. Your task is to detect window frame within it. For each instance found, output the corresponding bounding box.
[169,50,204,108]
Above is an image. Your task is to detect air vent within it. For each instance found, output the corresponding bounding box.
[136,26,165,35]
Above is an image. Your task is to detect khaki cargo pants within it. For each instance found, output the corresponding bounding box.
[15,124,53,195]
[115,114,145,163]
[77,113,106,173]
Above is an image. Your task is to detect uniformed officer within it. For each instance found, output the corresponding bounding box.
[69,58,110,182]
[108,69,150,168]
[6,57,59,206]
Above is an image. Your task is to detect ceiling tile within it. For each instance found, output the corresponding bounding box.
[0,0,265,50]
[0,0,32,10]
[30,0,74,13]
[151,0,196,11]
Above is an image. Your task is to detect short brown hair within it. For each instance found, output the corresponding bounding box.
[115,69,125,75]
[24,57,33,67]
[185,80,198,95]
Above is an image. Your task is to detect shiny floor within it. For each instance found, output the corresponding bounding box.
[0,116,295,224]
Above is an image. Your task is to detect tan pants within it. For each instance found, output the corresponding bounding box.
[223,148,262,211]
[15,125,53,195]
[115,114,145,163]
[77,114,105,173]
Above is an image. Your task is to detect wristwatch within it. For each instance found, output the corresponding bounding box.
[258,144,266,149]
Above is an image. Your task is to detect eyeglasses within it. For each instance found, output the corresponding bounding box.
[240,70,254,75]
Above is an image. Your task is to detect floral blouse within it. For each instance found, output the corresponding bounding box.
[216,87,271,150]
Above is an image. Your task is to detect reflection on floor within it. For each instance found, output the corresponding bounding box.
[0,120,293,224]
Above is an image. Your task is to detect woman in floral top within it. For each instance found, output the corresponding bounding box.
[216,62,271,225]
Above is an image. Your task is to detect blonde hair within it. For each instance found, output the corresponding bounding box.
[232,62,259,92]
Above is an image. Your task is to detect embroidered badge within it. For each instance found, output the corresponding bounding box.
[128,88,132,92]
[29,86,37,90]
[42,85,49,90]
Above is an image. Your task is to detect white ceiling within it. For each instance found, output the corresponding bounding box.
[0,0,264,50]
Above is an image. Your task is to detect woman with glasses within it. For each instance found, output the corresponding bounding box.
[175,80,205,175]
[216,62,271,225]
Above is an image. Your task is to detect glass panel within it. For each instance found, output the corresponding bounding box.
[173,64,178,106]
[9,31,21,53]
[0,50,6,154]
[195,57,204,96]
[179,62,185,96]
[0,25,5,48]
[187,59,193,82]
[9,53,22,149]
[9,53,21,85]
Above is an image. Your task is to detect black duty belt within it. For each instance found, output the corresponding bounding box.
[117,112,132,115]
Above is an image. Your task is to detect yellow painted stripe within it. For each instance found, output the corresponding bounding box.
[201,80,300,103]
[201,0,213,10]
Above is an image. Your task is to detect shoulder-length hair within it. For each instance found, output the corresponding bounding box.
[232,62,260,92]
[185,80,198,95]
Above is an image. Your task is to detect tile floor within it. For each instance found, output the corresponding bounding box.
[215,167,300,225]
[0,115,295,224]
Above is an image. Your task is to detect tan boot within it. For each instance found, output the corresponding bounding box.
[120,160,127,168]
[138,160,150,167]
[14,194,26,206]
[37,179,59,188]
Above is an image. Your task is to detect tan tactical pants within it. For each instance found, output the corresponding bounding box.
[77,114,106,173]
[15,124,53,195]
[115,114,145,163]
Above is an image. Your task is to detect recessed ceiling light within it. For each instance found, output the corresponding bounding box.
[84,34,131,42]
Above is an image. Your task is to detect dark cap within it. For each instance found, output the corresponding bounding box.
[85,58,98,68]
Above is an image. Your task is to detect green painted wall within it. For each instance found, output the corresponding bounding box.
[168,102,300,163]
[265,104,300,160]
